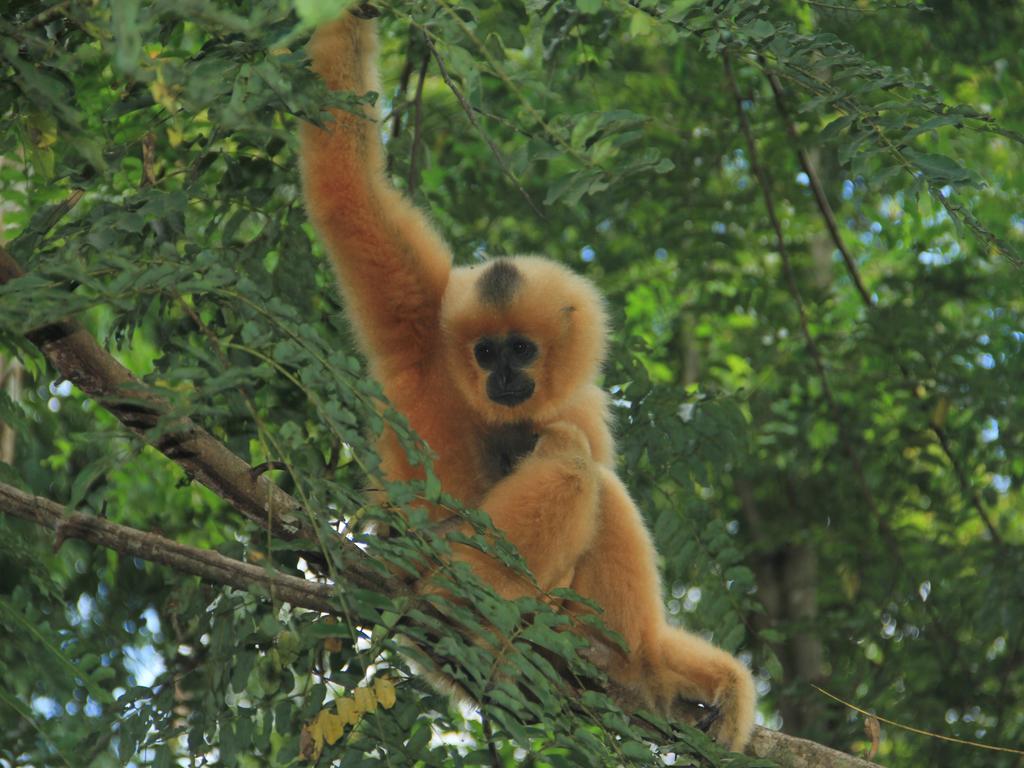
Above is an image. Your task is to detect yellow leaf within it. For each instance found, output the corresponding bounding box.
[28,113,58,149]
[335,696,360,725]
[353,686,377,714]
[322,617,342,652]
[300,715,324,762]
[149,79,177,111]
[321,711,345,745]
[930,396,950,429]
[373,677,396,709]
[167,127,183,148]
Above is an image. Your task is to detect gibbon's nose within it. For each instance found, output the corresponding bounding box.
[494,365,515,389]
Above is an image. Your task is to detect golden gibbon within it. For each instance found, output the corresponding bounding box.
[300,9,755,751]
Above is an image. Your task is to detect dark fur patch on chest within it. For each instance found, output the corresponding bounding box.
[480,422,538,484]
[477,260,522,306]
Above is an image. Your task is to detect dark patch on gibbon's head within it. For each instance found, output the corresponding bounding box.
[477,260,522,306]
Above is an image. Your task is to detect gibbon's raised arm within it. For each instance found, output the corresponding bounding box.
[301,13,452,373]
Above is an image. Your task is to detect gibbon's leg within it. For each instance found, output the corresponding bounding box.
[569,469,756,751]
[301,12,452,375]
[451,422,600,600]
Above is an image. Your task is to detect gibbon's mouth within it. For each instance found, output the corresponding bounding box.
[489,383,534,407]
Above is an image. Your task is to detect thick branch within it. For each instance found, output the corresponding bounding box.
[0,246,300,539]
[0,481,334,612]
[0,244,396,587]
[748,728,880,768]
[1,479,877,767]
[1,242,879,765]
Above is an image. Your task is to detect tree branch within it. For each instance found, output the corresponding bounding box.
[747,728,880,767]
[722,52,881,520]
[0,478,879,767]
[765,72,874,309]
[407,47,430,196]
[0,246,299,538]
[765,72,1004,547]
[423,32,545,220]
[0,244,396,590]
[0,481,335,613]
[0,247,882,766]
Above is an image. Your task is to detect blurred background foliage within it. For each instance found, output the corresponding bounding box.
[0,0,1021,765]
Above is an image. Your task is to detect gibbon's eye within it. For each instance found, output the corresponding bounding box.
[474,340,497,368]
[509,337,538,364]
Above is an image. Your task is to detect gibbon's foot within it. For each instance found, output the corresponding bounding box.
[654,627,757,751]
[704,672,755,751]
[670,693,722,733]
[351,2,379,19]
[695,703,721,733]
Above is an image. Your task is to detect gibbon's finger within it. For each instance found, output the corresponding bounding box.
[351,3,379,19]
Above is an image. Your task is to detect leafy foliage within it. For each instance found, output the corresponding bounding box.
[0,0,1021,766]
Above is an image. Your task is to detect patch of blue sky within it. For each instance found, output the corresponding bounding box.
[124,644,166,688]
[32,696,61,719]
[992,475,1011,493]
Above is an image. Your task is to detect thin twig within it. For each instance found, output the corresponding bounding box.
[767,73,874,307]
[932,425,1002,544]
[407,49,430,196]
[767,70,1004,546]
[423,33,545,220]
[796,0,930,12]
[39,188,85,236]
[23,0,72,28]
[814,685,1024,755]
[723,52,880,518]
[390,37,416,142]
[481,708,501,768]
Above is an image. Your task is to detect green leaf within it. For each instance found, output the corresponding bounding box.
[906,151,976,185]
[745,19,776,40]
[0,598,114,705]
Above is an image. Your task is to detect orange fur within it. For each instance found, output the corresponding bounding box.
[300,12,755,751]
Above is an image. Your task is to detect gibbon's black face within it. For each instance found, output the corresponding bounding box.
[473,334,538,407]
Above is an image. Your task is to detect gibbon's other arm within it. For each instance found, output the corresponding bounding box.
[452,422,600,599]
[301,12,452,373]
